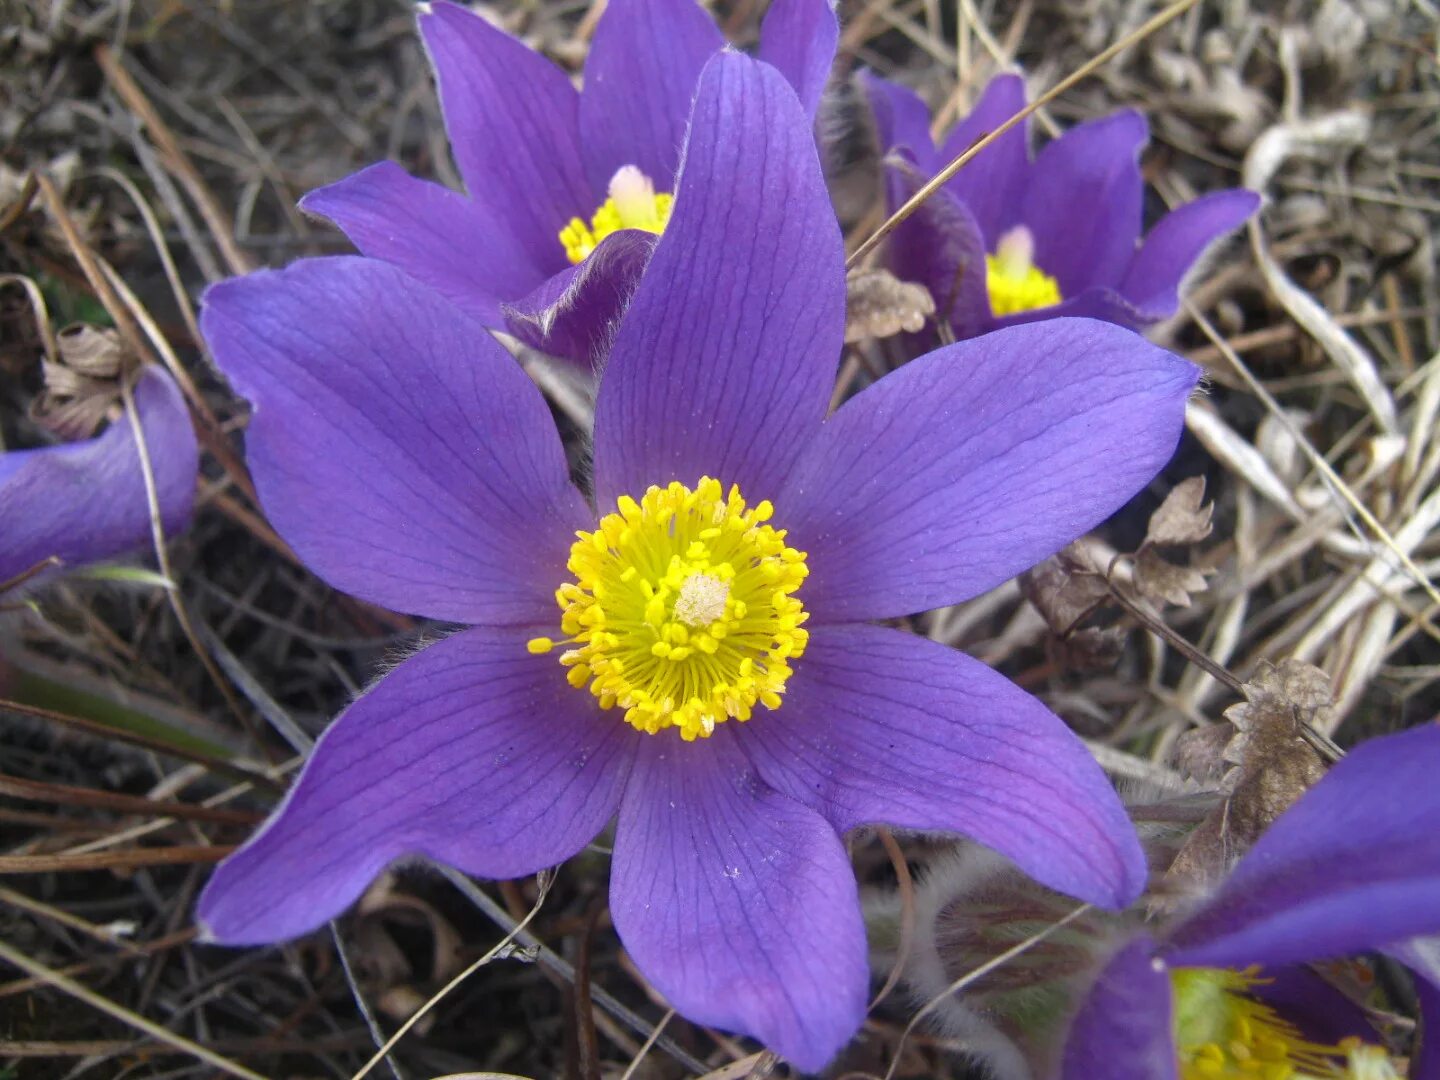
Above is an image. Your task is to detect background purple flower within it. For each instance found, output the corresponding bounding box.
[865,71,1260,342]
[1062,721,1440,1080]
[198,52,1197,1070]
[302,0,838,366]
[0,367,197,588]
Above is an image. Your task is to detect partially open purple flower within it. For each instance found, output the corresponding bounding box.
[302,0,837,367]
[199,53,1198,1070]
[1062,721,1440,1080]
[865,72,1260,342]
[0,367,197,588]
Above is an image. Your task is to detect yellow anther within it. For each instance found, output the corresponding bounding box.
[526,637,555,654]
[985,224,1062,316]
[530,477,809,741]
[559,165,675,264]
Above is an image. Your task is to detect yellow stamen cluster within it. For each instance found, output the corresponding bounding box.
[559,165,674,264]
[985,224,1062,316]
[527,477,809,741]
[1171,966,1388,1080]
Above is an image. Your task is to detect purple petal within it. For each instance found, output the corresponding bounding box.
[198,626,633,944]
[1060,937,1178,1080]
[1251,965,1379,1047]
[1118,189,1260,317]
[745,624,1146,908]
[938,72,1030,242]
[300,161,552,327]
[201,257,590,624]
[502,229,656,366]
[861,71,938,171]
[0,367,196,585]
[779,318,1198,622]
[986,283,1151,334]
[1021,110,1147,295]
[610,728,867,1071]
[420,2,590,268]
[577,0,723,193]
[1166,723,1440,971]
[756,0,839,121]
[591,51,844,507]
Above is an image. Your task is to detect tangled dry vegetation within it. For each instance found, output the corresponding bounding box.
[1,0,1437,1076]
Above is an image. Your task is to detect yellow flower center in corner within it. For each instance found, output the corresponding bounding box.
[1170,966,1396,1080]
[558,165,674,264]
[527,478,809,741]
[985,224,1062,316]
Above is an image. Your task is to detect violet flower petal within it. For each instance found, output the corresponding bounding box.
[1060,937,1178,1080]
[198,626,634,945]
[201,257,589,624]
[1117,189,1261,317]
[577,0,724,194]
[756,0,839,122]
[0,366,196,584]
[592,51,844,507]
[300,161,551,327]
[1166,723,1440,971]
[501,229,657,366]
[1251,965,1379,1047]
[1021,110,1147,295]
[420,2,589,271]
[937,72,1029,241]
[780,318,1197,623]
[745,624,1146,908]
[859,71,938,172]
[609,728,867,1072]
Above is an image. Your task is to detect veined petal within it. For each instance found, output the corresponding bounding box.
[861,71,939,171]
[578,0,724,193]
[198,626,632,945]
[201,257,590,624]
[1118,189,1260,318]
[1166,722,1440,971]
[1060,937,1179,1080]
[0,367,196,585]
[420,2,589,268]
[746,624,1146,909]
[301,161,552,326]
[938,72,1030,242]
[610,729,867,1072]
[780,318,1197,622]
[1021,110,1147,295]
[756,0,839,122]
[592,51,844,507]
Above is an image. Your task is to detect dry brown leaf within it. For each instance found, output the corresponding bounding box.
[1172,722,1234,784]
[844,267,935,343]
[1019,543,1110,636]
[1133,547,1213,609]
[1146,477,1214,546]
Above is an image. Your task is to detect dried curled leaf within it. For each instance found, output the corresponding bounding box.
[1019,543,1110,636]
[1133,547,1213,608]
[844,267,935,343]
[1172,722,1234,784]
[28,324,133,440]
[1146,477,1214,546]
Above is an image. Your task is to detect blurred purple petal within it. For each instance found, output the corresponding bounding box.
[1167,723,1440,971]
[780,318,1197,622]
[592,52,843,506]
[1251,965,1379,1047]
[420,2,589,268]
[756,0,838,121]
[987,282,1151,333]
[578,0,723,192]
[201,257,589,624]
[938,72,1029,240]
[1118,189,1260,317]
[610,729,867,1072]
[746,624,1146,909]
[0,366,196,584]
[198,627,633,944]
[300,161,551,327]
[502,229,656,366]
[861,71,938,171]
[1021,110,1147,295]
[1060,938,1178,1080]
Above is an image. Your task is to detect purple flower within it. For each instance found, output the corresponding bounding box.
[0,367,197,588]
[301,0,837,367]
[197,53,1197,1070]
[865,72,1260,341]
[1062,721,1440,1080]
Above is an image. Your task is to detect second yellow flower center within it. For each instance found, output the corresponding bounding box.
[558,165,674,264]
[985,224,1062,316]
[527,478,809,741]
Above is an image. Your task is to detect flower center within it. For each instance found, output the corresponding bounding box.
[1170,966,1392,1080]
[985,225,1062,316]
[527,477,809,741]
[558,165,674,264]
